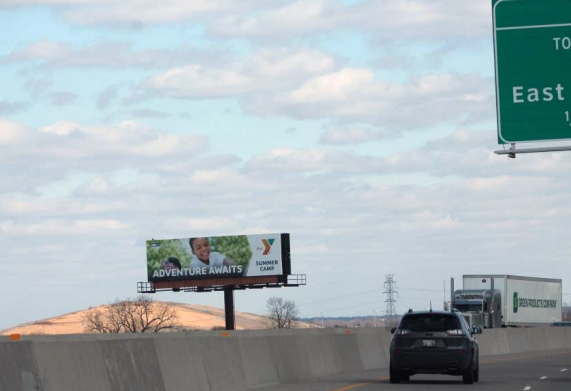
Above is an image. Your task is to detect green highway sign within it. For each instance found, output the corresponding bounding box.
[493,0,571,144]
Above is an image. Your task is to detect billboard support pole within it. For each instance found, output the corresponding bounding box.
[224,286,235,330]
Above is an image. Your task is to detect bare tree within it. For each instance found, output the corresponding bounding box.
[83,296,180,333]
[266,296,299,329]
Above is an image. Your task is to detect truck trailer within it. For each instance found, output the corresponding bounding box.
[451,275,562,328]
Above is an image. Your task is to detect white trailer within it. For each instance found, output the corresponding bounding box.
[462,275,562,327]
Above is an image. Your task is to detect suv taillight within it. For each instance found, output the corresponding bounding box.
[394,329,411,336]
[446,329,466,336]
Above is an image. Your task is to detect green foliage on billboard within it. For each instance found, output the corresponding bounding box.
[146,239,191,277]
[211,235,252,267]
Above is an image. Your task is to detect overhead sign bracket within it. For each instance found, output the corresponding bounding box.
[494,143,571,158]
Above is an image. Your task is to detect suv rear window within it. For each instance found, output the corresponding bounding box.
[399,314,460,332]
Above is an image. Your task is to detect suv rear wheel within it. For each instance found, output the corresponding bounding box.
[390,362,401,384]
[462,356,475,384]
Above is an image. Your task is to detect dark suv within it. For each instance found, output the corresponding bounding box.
[389,310,481,384]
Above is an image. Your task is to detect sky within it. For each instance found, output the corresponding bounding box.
[1,0,571,330]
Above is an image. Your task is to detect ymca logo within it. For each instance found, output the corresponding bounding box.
[261,239,275,255]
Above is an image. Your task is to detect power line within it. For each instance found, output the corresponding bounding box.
[298,286,449,309]
[398,286,444,293]
[297,288,379,307]
[320,299,381,314]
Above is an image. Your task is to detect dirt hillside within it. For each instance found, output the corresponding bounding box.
[1,302,317,335]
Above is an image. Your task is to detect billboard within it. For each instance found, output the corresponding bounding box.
[146,233,290,282]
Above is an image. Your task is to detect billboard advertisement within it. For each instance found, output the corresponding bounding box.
[146,233,289,282]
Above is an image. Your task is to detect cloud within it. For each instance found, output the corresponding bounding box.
[1,41,223,69]
[21,78,53,98]
[143,48,337,99]
[319,128,397,145]
[0,0,259,27]
[49,91,78,106]
[0,197,126,217]
[379,130,571,179]
[63,0,236,26]
[209,0,343,39]
[0,219,129,236]
[1,0,110,5]
[183,216,238,232]
[147,65,253,98]
[0,119,26,144]
[97,85,120,109]
[374,45,457,72]
[208,0,491,41]
[0,100,27,115]
[243,70,495,130]
[1,1,491,44]
[140,50,493,131]
[123,109,171,119]
[289,68,373,102]
[76,176,111,196]
[0,0,226,22]
[39,121,80,136]
[0,119,208,194]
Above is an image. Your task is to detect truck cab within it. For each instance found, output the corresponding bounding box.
[453,289,501,328]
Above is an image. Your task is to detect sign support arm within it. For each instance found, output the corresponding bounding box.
[494,144,571,157]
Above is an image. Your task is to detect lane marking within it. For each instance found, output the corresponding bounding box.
[561,368,568,372]
[540,376,547,380]
[331,376,388,391]
[524,387,531,391]
[333,382,370,391]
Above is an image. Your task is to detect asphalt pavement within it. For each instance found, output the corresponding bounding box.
[252,349,571,391]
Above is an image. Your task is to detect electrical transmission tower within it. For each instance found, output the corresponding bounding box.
[383,274,398,326]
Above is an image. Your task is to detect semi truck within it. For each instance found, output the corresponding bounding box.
[451,275,562,328]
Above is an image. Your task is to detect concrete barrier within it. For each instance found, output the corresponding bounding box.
[237,335,280,389]
[269,335,312,381]
[33,340,111,391]
[526,327,549,351]
[505,328,531,354]
[330,333,363,373]
[1,327,571,391]
[100,338,166,391]
[546,327,569,350]
[356,329,387,370]
[200,337,248,391]
[0,341,39,391]
[476,328,510,356]
[299,333,338,377]
[379,327,393,364]
[154,337,211,391]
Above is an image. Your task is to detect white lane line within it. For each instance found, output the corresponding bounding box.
[524,386,531,390]
[540,376,547,380]
[561,368,568,372]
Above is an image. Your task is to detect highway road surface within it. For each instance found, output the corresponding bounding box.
[253,349,571,391]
